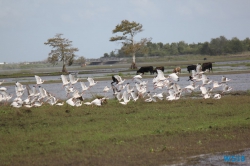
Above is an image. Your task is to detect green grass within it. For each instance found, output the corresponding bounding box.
[1,95,250,165]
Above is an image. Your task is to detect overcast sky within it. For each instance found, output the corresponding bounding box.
[1,0,250,63]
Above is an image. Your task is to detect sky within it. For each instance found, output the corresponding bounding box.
[1,0,250,63]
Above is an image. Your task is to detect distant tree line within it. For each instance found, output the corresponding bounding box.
[103,36,250,58]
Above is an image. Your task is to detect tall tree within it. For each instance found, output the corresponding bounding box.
[44,34,79,73]
[110,20,151,69]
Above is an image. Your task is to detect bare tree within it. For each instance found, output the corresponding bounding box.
[44,34,79,73]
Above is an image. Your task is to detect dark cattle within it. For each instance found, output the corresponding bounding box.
[187,65,197,73]
[153,66,164,74]
[136,66,154,75]
[202,62,213,72]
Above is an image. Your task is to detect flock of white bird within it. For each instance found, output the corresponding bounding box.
[0,64,233,108]
[111,64,232,105]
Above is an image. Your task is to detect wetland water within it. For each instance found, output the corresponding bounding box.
[3,72,250,100]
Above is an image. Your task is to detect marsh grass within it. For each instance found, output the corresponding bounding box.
[1,95,250,166]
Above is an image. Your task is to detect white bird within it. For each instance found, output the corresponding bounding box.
[130,91,139,101]
[26,85,38,97]
[183,82,199,93]
[122,91,131,104]
[200,86,211,99]
[135,83,147,96]
[171,83,182,96]
[114,90,123,101]
[84,101,92,106]
[91,98,102,106]
[80,82,89,93]
[69,74,79,85]
[126,83,134,94]
[0,87,7,91]
[112,75,126,85]
[213,93,222,99]
[200,86,209,95]
[87,77,98,87]
[0,80,5,85]
[1,92,13,103]
[15,86,24,97]
[168,73,179,82]
[153,92,164,100]
[201,74,212,86]
[35,75,45,85]
[154,80,164,89]
[64,85,74,96]
[56,102,64,106]
[156,70,167,81]
[46,95,58,106]
[210,81,222,92]
[196,64,202,73]
[16,82,26,92]
[75,99,82,107]
[222,84,233,93]
[23,97,31,105]
[144,92,157,102]
[190,70,202,82]
[10,101,22,108]
[72,89,82,99]
[139,80,148,86]
[24,104,33,108]
[132,74,142,81]
[166,90,177,101]
[38,86,48,99]
[33,101,43,107]
[13,97,23,105]
[66,97,76,106]
[203,93,211,99]
[221,76,231,84]
[103,86,110,93]
[119,101,129,105]
[61,75,70,86]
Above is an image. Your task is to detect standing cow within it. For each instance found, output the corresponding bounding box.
[202,62,213,72]
[136,66,154,75]
[153,66,164,74]
[173,67,181,74]
[187,65,197,73]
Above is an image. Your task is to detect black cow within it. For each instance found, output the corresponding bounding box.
[153,66,164,74]
[136,66,154,75]
[202,62,213,72]
[187,65,197,73]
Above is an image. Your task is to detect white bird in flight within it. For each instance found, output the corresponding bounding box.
[69,74,79,85]
[61,75,70,86]
[87,77,98,87]
[35,75,45,85]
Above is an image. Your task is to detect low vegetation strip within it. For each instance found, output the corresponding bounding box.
[0,95,250,166]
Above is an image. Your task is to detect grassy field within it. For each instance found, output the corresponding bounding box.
[1,94,250,166]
